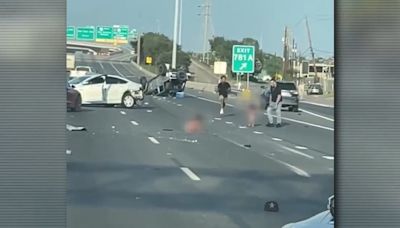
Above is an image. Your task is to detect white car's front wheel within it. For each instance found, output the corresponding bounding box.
[122,93,135,108]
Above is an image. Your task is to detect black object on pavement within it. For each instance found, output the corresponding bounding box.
[264,201,279,212]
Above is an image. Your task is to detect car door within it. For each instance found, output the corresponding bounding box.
[79,76,105,103]
[104,76,128,104]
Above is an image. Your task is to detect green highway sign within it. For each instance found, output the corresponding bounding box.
[232,45,255,73]
[66,26,75,39]
[113,25,129,40]
[96,26,113,40]
[76,27,95,41]
[128,29,138,40]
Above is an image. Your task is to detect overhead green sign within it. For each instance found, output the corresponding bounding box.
[66,26,75,39]
[128,29,138,40]
[96,26,113,40]
[232,45,255,73]
[76,27,95,41]
[113,25,129,40]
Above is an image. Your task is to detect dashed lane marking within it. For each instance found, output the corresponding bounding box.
[323,156,334,160]
[180,167,201,181]
[148,137,160,144]
[110,62,125,76]
[295,146,308,150]
[299,108,334,122]
[280,145,314,159]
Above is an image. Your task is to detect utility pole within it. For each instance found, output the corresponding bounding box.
[178,0,183,46]
[282,26,289,79]
[172,0,180,69]
[305,17,318,83]
[136,33,141,65]
[201,0,210,64]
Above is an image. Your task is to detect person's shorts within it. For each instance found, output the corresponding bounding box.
[219,94,228,99]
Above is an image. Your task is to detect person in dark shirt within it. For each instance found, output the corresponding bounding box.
[217,75,231,115]
[266,78,282,128]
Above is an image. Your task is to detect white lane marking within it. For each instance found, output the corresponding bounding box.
[225,121,233,124]
[253,131,264,135]
[239,126,247,129]
[323,156,334,160]
[263,113,334,131]
[216,133,310,177]
[144,102,149,105]
[272,138,282,141]
[279,161,311,177]
[111,63,125,76]
[177,104,183,107]
[131,121,139,126]
[98,61,105,71]
[180,167,201,181]
[147,110,153,113]
[121,63,138,75]
[214,117,222,120]
[295,146,308,150]
[262,154,311,177]
[300,100,334,108]
[299,108,334,122]
[148,137,160,144]
[120,111,126,115]
[186,93,235,107]
[66,149,71,155]
[280,145,314,159]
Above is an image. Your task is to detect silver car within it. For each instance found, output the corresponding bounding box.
[307,84,323,95]
[277,81,299,112]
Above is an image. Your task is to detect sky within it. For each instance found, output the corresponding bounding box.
[67,0,333,58]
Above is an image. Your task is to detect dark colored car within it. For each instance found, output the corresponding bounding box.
[67,85,82,112]
[277,81,299,112]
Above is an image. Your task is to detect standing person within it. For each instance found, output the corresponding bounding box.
[266,78,282,128]
[217,75,231,115]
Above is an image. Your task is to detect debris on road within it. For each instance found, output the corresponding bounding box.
[66,124,86,131]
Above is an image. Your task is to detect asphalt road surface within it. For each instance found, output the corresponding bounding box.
[68,54,334,228]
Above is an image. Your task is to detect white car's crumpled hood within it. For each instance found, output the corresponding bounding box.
[127,81,143,91]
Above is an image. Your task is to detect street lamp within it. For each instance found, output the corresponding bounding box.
[172,0,180,70]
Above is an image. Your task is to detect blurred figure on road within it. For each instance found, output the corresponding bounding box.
[184,114,204,134]
[246,103,258,127]
[217,75,231,115]
[266,78,282,128]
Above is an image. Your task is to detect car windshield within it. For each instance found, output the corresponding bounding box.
[68,76,90,85]
[66,1,334,227]
[278,82,297,90]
